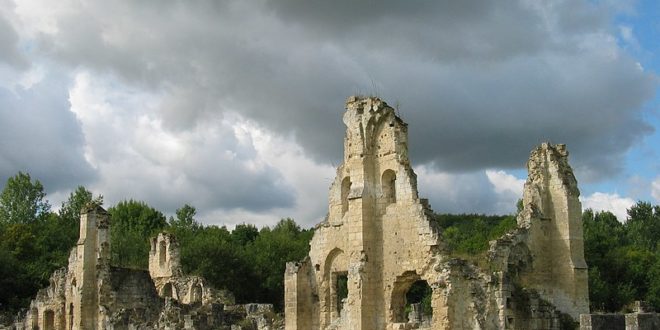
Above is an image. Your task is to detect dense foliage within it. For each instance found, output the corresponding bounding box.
[109,200,168,269]
[583,202,660,312]
[169,211,313,309]
[2,170,660,320]
[433,213,517,255]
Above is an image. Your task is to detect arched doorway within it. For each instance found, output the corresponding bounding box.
[390,272,433,324]
[162,282,175,299]
[43,310,55,330]
[406,280,432,323]
[322,248,348,327]
[191,283,202,303]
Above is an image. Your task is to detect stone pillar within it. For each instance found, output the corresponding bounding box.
[73,204,109,330]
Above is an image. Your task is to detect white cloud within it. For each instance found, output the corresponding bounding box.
[68,71,296,225]
[416,167,521,215]
[652,176,660,202]
[619,25,640,50]
[486,170,525,196]
[581,192,635,222]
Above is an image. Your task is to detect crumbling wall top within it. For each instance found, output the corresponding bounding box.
[526,142,579,197]
[341,96,408,164]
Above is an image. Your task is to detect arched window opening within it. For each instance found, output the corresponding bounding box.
[323,248,347,325]
[191,283,203,304]
[341,177,351,215]
[44,310,55,330]
[30,308,38,330]
[405,280,433,324]
[382,170,396,204]
[159,240,167,266]
[162,282,174,299]
[391,273,433,325]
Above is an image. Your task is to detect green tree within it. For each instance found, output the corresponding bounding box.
[231,223,259,246]
[0,172,50,224]
[246,218,313,309]
[108,200,167,269]
[626,202,660,251]
[169,204,199,230]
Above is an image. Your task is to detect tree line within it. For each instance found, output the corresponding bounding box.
[1,171,659,322]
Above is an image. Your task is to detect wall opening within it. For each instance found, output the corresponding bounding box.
[391,272,433,324]
[68,303,74,330]
[162,282,174,299]
[159,240,167,266]
[59,304,65,330]
[30,307,38,330]
[44,309,55,330]
[323,248,347,326]
[341,177,351,215]
[382,169,396,204]
[405,280,433,323]
[335,273,348,313]
[191,283,203,303]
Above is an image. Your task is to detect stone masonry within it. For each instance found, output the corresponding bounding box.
[285,96,590,330]
[12,204,277,330]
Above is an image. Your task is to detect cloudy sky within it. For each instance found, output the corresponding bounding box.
[0,0,658,227]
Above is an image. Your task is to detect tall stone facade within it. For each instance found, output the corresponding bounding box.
[284,96,590,330]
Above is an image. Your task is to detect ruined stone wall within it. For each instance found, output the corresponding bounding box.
[14,205,270,330]
[148,232,234,306]
[516,143,589,319]
[285,96,590,330]
[291,97,449,330]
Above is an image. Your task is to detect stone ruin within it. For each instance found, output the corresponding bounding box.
[9,95,658,330]
[284,96,590,329]
[10,204,278,330]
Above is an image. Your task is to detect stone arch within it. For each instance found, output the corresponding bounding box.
[381,169,396,204]
[162,282,176,299]
[341,176,351,216]
[322,248,348,326]
[43,309,55,330]
[389,271,433,324]
[159,240,167,266]
[190,282,203,304]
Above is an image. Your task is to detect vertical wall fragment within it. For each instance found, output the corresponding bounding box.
[518,143,589,319]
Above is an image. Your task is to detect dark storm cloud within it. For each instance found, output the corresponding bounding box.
[0,75,96,192]
[0,15,28,68]
[21,0,658,182]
